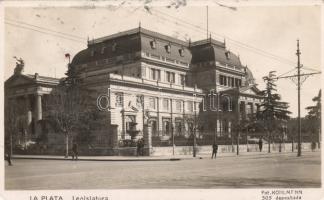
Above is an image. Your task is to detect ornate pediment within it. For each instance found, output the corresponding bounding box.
[5,74,35,88]
[240,86,260,96]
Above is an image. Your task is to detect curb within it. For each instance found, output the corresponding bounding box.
[11,151,317,162]
[12,156,183,162]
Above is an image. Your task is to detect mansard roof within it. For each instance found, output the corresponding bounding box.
[71,27,192,66]
[190,38,242,68]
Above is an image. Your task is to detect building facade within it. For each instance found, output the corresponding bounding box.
[5,27,263,154]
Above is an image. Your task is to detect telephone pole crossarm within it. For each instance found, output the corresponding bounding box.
[275,72,321,80]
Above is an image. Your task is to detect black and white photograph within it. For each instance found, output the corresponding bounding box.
[0,0,322,200]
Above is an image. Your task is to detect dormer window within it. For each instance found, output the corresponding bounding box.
[101,46,106,54]
[112,43,117,52]
[165,44,171,53]
[225,51,231,59]
[179,48,184,57]
[150,40,156,49]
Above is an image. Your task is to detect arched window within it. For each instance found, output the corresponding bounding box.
[221,95,232,111]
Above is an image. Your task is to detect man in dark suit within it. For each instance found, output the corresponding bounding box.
[258,137,263,152]
[5,146,13,166]
[72,143,78,161]
[211,142,218,159]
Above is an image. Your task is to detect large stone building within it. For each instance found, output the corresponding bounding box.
[5,27,263,155]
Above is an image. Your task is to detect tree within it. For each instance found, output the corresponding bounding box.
[305,90,321,147]
[45,64,97,157]
[4,98,21,156]
[258,71,291,153]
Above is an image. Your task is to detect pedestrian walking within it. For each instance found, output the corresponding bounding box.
[5,146,13,166]
[311,141,316,152]
[211,142,218,159]
[258,137,263,152]
[72,143,78,161]
[141,139,145,156]
[137,140,141,156]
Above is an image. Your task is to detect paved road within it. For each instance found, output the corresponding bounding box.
[5,151,321,189]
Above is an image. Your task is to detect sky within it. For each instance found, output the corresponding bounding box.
[3,1,322,117]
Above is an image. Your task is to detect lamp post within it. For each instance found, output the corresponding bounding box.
[193,104,197,157]
[237,125,240,155]
[246,125,249,152]
[236,87,240,155]
[171,125,175,155]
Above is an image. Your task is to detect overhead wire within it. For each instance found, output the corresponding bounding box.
[5,8,320,74]
[301,66,321,73]
[5,18,87,40]
[5,21,86,44]
[150,8,297,66]
[139,7,321,77]
[4,9,302,67]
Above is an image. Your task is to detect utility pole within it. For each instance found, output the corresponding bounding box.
[268,40,320,156]
[206,6,209,40]
[172,125,175,156]
[193,101,197,157]
[296,40,302,157]
[236,86,240,155]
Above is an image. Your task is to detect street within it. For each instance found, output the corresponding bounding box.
[5,151,321,189]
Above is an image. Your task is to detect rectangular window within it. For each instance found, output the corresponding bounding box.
[154,69,161,81]
[150,68,160,81]
[186,101,193,112]
[175,121,182,136]
[165,45,171,53]
[150,40,156,49]
[235,78,242,87]
[180,74,186,86]
[149,97,156,109]
[136,95,143,108]
[220,75,224,85]
[101,47,106,54]
[224,76,227,86]
[115,93,123,107]
[162,98,169,110]
[150,68,154,79]
[166,72,171,82]
[166,71,175,83]
[162,119,171,135]
[175,100,182,112]
[231,77,235,87]
[142,67,146,77]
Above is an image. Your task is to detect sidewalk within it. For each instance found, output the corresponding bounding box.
[12,150,315,161]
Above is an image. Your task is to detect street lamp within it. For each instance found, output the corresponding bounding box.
[171,125,175,155]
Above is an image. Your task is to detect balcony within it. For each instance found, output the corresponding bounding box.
[108,74,203,93]
[142,52,189,68]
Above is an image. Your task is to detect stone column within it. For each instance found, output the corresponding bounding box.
[25,95,32,128]
[35,94,42,121]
